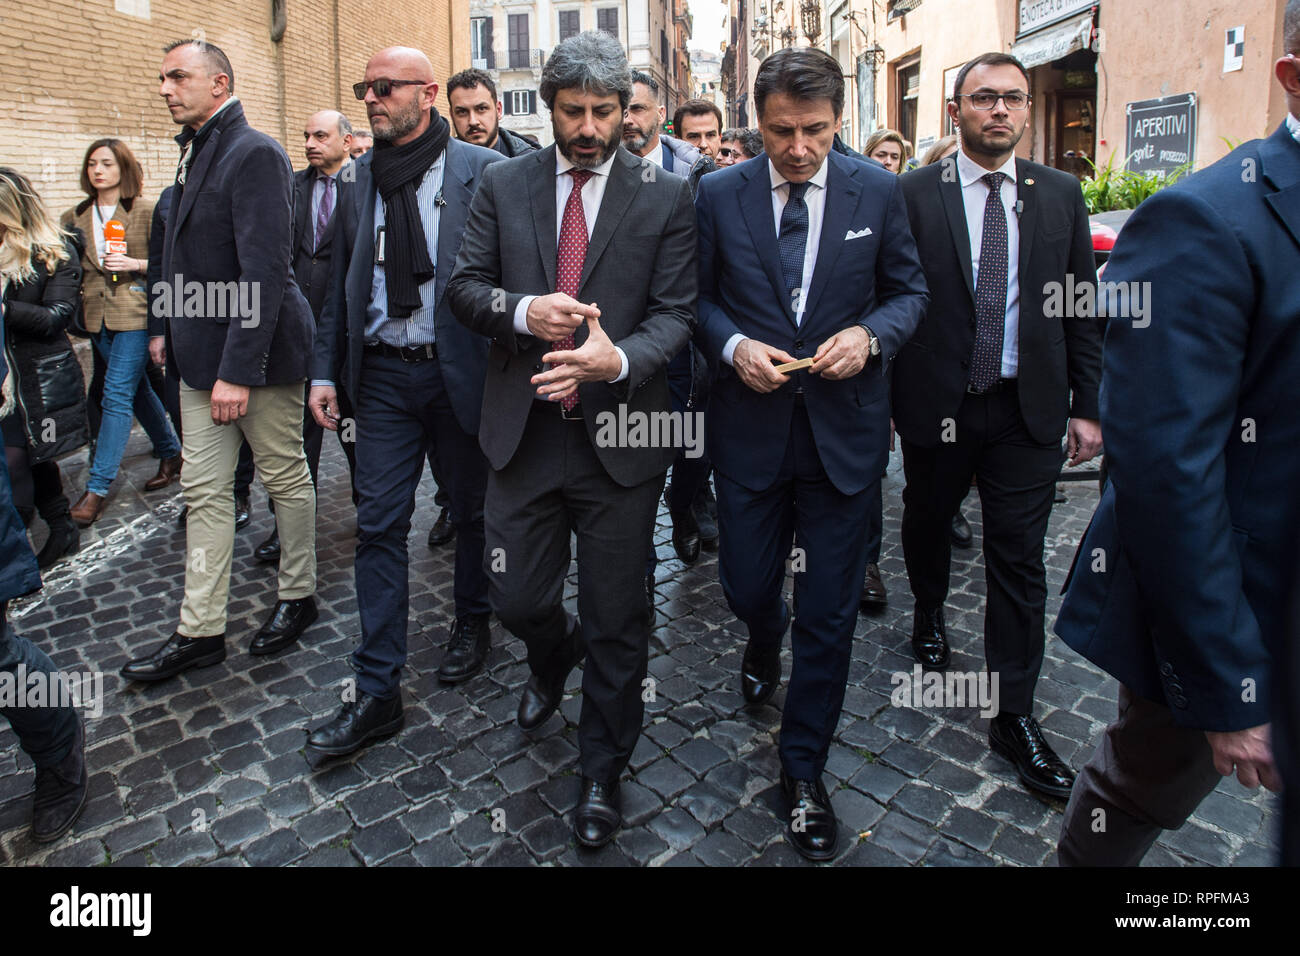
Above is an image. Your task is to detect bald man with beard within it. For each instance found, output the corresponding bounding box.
[306,48,504,758]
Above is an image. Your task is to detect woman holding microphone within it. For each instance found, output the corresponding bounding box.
[63,139,181,526]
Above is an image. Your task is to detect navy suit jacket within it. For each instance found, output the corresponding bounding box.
[1056,123,1300,732]
[160,101,315,390]
[695,149,928,496]
[313,138,503,435]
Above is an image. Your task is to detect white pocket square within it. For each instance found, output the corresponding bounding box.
[845,227,873,240]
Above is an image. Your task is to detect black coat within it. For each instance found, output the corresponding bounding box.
[892,155,1102,447]
[1,242,89,463]
[157,100,315,389]
[0,308,41,603]
[290,165,348,319]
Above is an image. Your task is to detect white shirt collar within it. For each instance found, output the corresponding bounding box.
[556,147,618,179]
[1287,113,1300,144]
[956,147,1018,189]
[767,156,829,193]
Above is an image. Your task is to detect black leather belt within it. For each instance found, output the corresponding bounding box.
[967,377,1017,395]
[534,397,583,421]
[365,341,437,362]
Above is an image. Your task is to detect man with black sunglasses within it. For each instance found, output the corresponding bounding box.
[306,47,503,758]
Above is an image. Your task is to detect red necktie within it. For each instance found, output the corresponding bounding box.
[552,168,593,411]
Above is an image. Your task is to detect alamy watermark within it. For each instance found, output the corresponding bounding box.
[594,405,705,459]
[0,665,104,718]
[890,664,999,718]
[151,274,260,328]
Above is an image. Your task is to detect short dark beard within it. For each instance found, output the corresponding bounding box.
[555,123,621,169]
[374,97,424,143]
[622,125,654,154]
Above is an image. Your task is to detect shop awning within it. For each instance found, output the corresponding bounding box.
[1011,10,1094,69]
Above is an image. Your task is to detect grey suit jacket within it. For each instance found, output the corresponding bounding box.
[313,138,502,435]
[447,145,697,487]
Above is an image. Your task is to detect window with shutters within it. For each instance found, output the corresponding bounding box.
[504,90,535,116]
[661,30,669,67]
[597,7,618,37]
[471,17,490,68]
[508,13,530,69]
[895,57,921,150]
[558,9,580,41]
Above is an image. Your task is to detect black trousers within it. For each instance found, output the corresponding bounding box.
[900,386,1061,716]
[486,401,663,784]
[715,402,875,779]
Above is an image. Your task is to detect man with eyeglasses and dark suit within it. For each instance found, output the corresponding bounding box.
[892,52,1103,801]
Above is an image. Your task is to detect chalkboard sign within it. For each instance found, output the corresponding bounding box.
[1125,93,1197,179]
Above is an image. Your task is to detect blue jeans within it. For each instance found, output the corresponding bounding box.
[87,328,180,495]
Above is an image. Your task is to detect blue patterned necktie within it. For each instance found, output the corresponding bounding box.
[969,171,1009,392]
[779,181,810,310]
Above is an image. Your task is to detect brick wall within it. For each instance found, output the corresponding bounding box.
[0,0,467,215]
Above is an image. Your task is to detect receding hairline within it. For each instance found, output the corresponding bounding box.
[305,110,351,136]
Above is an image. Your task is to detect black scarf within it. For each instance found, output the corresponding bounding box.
[370,107,450,318]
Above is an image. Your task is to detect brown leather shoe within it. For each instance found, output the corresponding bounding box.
[860,562,888,608]
[69,492,107,528]
[144,454,182,491]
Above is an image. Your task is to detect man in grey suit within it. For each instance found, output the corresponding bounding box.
[306,47,502,759]
[448,31,696,848]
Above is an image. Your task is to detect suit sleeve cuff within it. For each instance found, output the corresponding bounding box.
[721,333,747,367]
[513,296,537,335]
[607,346,629,384]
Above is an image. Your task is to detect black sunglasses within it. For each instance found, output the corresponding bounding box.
[353,78,427,100]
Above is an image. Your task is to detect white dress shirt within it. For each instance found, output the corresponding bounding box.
[957,148,1021,378]
[1288,111,1300,145]
[721,157,829,366]
[512,148,628,382]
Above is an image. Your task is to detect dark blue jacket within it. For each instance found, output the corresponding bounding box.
[1056,123,1300,732]
[313,138,502,436]
[159,100,315,390]
[0,304,41,604]
[694,149,928,496]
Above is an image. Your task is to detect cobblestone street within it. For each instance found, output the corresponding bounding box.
[0,434,1281,867]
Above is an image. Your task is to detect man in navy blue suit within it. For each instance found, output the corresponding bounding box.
[695,47,927,860]
[305,47,503,759]
[1056,3,1300,865]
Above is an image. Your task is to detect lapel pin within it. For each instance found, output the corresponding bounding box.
[1024,178,1035,185]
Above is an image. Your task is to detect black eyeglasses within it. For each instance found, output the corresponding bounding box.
[353,78,427,100]
[955,91,1030,111]
[718,147,743,158]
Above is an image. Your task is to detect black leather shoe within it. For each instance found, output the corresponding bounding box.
[36,519,80,570]
[254,528,281,563]
[249,597,317,656]
[176,504,189,529]
[669,505,701,565]
[437,614,490,682]
[234,495,251,531]
[574,777,621,848]
[781,770,838,861]
[31,716,87,844]
[645,572,657,626]
[951,510,974,550]
[306,691,405,758]
[741,638,781,705]
[518,619,583,731]
[912,603,950,670]
[989,713,1076,799]
[121,633,225,682]
[860,562,888,608]
[694,487,719,551]
[427,508,455,548]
